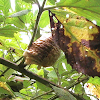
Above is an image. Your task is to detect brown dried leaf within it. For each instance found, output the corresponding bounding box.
[49,9,100,76]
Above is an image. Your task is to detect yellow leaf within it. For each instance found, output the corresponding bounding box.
[0,81,13,95]
[87,83,100,99]
[50,9,100,76]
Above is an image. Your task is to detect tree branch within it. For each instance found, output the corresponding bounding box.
[0,57,61,88]
[0,57,88,100]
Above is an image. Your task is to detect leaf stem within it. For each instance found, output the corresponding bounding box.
[66,75,89,89]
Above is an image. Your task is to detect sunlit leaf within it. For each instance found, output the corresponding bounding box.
[14,92,24,98]
[56,0,100,26]
[39,11,50,28]
[8,9,31,18]
[50,9,100,76]
[2,0,11,16]
[0,25,26,37]
[0,81,14,95]
[13,0,33,27]
[22,0,35,3]
[86,83,100,99]
[3,69,14,79]
[87,76,100,86]
[0,14,5,23]
[47,70,57,79]
[74,83,84,94]
[47,0,56,5]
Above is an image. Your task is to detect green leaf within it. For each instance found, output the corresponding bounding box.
[2,0,11,16]
[36,82,51,92]
[39,11,50,28]
[23,80,30,88]
[61,81,71,87]
[14,92,24,98]
[22,0,35,3]
[87,76,100,86]
[37,69,44,77]
[47,70,57,79]
[74,84,84,94]
[57,0,100,26]
[83,94,91,100]
[0,87,11,95]
[10,17,26,28]
[51,85,77,100]
[8,9,31,18]
[20,88,32,96]
[15,0,23,12]
[0,14,5,23]
[14,0,31,27]
[4,69,14,80]
[0,25,25,37]
[0,82,14,96]
[47,0,56,5]
[58,63,65,75]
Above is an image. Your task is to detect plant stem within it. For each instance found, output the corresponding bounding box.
[66,75,89,89]
[28,0,47,49]
[28,10,42,48]
[48,95,59,100]
[42,0,47,8]
[35,0,40,8]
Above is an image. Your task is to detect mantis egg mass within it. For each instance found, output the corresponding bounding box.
[23,34,60,67]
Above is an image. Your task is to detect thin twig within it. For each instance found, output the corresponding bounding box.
[31,90,53,100]
[48,95,59,100]
[66,75,89,89]
[41,0,47,8]
[28,10,42,48]
[53,66,61,86]
[35,0,40,8]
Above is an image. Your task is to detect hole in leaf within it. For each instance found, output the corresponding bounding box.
[51,28,55,30]
[60,24,63,28]
[56,0,60,3]
[53,16,58,23]
[92,20,97,25]
[66,14,69,18]
[89,26,93,29]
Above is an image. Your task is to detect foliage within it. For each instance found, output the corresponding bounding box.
[0,0,100,100]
